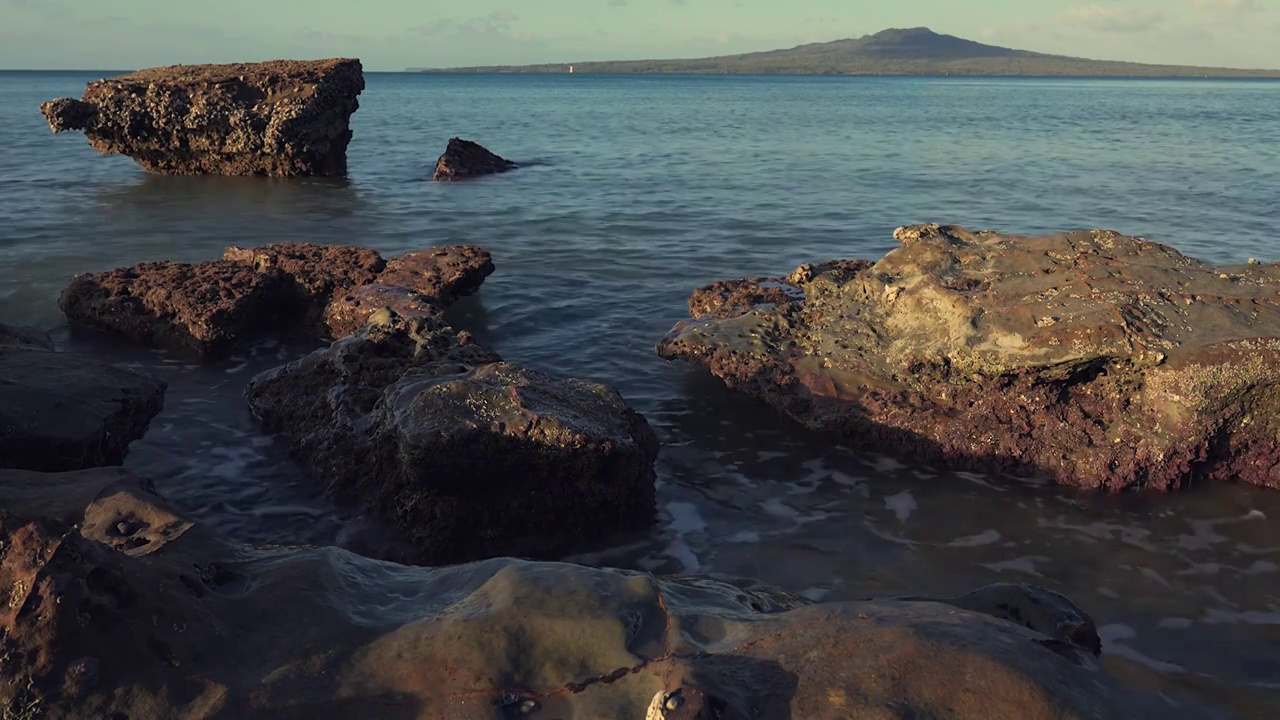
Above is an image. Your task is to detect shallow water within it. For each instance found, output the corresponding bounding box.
[2,71,1280,715]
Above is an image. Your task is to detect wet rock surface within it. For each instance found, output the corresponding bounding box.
[59,243,492,359]
[246,311,660,564]
[659,224,1280,491]
[323,245,494,338]
[0,326,165,471]
[0,323,54,351]
[0,466,1196,720]
[433,137,518,181]
[40,59,365,176]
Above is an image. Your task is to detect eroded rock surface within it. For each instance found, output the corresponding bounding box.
[323,245,494,337]
[40,59,364,176]
[0,466,1197,720]
[433,137,518,181]
[59,243,492,358]
[659,224,1280,491]
[246,311,659,563]
[0,327,165,471]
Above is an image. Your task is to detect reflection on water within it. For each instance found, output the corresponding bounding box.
[3,71,1280,715]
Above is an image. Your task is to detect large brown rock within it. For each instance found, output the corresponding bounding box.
[659,224,1280,492]
[0,327,165,471]
[59,260,284,358]
[40,59,364,176]
[59,244,492,358]
[433,137,518,181]
[246,311,659,564]
[0,466,1194,720]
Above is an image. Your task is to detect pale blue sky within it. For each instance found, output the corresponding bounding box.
[2,0,1278,70]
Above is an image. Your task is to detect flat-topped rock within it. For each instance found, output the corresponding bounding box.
[433,137,518,181]
[659,224,1280,491]
[246,311,659,564]
[40,59,364,176]
[59,243,492,358]
[0,328,165,471]
[0,466,1193,720]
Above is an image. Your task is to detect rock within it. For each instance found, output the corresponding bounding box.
[60,260,284,358]
[40,59,364,177]
[246,310,659,564]
[0,467,1201,720]
[322,245,494,338]
[59,244,492,358]
[433,137,518,181]
[659,224,1280,491]
[0,323,54,351]
[222,242,386,327]
[0,340,165,472]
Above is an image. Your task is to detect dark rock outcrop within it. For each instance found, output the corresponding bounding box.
[433,137,518,181]
[59,243,493,358]
[40,59,364,176]
[659,224,1280,491]
[246,311,659,564]
[0,466,1195,720]
[0,326,165,471]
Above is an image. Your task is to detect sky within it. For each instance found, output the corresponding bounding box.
[2,0,1279,71]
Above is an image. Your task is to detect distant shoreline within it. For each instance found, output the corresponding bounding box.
[408,26,1280,80]
[403,70,1280,80]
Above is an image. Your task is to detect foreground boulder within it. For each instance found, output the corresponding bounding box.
[40,59,364,176]
[0,466,1196,720]
[659,225,1280,491]
[59,243,492,358]
[0,325,165,471]
[246,311,659,563]
[433,137,518,181]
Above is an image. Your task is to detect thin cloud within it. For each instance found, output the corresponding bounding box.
[1058,4,1166,33]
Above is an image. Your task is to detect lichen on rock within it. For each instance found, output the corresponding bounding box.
[659,224,1280,491]
[40,59,365,176]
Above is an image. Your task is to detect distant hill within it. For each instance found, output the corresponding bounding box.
[411,27,1280,78]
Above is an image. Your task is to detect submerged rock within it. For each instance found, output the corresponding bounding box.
[659,224,1280,491]
[40,59,364,176]
[0,466,1198,720]
[0,323,54,351]
[246,311,659,564]
[433,137,518,181]
[0,327,165,471]
[59,243,492,358]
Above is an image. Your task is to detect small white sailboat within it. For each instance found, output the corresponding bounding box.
[569,65,575,74]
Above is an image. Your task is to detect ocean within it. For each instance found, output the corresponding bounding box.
[2,71,1279,714]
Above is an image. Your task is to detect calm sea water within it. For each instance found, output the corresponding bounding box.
[2,71,1279,715]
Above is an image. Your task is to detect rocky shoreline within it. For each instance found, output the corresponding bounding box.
[6,58,1272,719]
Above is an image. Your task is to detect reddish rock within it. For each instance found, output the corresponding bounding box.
[322,245,493,338]
[659,224,1280,492]
[0,466,1187,720]
[432,137,517,181]
[59,260,284,358]
[40,59,364,177]
[246,311,659,564]
[59,244,493,358]
[223,242,386,326]
[0,330,165,471]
